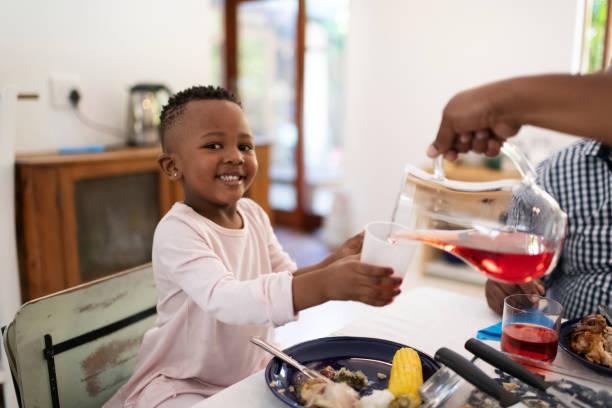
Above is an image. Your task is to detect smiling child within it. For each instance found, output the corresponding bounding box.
[104,86,402,408]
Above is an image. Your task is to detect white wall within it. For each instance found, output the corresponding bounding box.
[0,3,215,405]
[342,0,581,232]
[0,0,216,152]
[0,86,20,408]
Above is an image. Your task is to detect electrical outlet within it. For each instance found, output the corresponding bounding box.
[50,75,80,108]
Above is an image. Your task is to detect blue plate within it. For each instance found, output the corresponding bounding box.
[264,336,440,407]
[559,317,612,376]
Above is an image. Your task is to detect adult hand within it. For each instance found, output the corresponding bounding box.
[485,279,545,316]
[427,81,522,161]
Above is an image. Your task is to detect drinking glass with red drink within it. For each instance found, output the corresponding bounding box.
[392,142,567,284]
[501,294,563,363]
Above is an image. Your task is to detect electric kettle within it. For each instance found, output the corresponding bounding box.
[127,83,171,146]
[392,142,567,284]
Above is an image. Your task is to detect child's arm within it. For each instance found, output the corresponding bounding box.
[291,254,402,312]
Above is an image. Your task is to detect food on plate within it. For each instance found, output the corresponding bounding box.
[570,314,612,367]
[300,378,360,408]
[502,382,519,391]
[357,390,394,408]
[320,365,337,380]
[334,367,369,390]
[298,347,424,408]
[387,347,423,406]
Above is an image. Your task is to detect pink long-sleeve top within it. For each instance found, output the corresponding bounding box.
[104,198,298,408]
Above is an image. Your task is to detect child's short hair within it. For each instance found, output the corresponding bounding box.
[159,85,242,151]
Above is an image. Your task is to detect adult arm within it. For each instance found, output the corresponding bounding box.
[429,71,612,160]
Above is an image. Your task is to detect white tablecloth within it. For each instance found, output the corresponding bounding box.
[194,286,611,407]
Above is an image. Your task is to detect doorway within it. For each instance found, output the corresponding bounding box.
[224,0,349,230]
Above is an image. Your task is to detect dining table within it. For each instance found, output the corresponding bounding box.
[193,286,612,407]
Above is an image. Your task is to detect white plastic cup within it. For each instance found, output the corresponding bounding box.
[360,221,417,278]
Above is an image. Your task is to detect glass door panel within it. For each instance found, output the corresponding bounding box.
[303,0,349,216]
[237,0,298,212]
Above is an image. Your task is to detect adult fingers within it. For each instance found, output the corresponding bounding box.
[472,130,489,154]
[430,118,457,158]
[453,132,473,153]
[443,149,459,162]
[485,280,514,315]
[485,138,503,157]
[533,279,546,295]
[517,281,544,296]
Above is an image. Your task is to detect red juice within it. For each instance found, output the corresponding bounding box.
[501,323,559,363]
[433,244,553,283]
[393,231,555,283]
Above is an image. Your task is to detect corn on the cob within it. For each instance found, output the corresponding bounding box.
[387,347,423,406]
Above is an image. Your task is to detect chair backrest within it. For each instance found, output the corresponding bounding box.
[2,263,157,408]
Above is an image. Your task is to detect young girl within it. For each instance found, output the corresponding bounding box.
[104,86,402,408]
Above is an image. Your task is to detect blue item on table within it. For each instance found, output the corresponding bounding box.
[477,321,502,341]
[59,144,105,154]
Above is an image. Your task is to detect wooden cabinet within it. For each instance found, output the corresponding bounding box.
[15,145,270,301]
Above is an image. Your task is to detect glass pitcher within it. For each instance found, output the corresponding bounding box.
[391,143,567,284]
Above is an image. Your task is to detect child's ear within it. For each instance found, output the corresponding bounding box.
[158,153,181,180]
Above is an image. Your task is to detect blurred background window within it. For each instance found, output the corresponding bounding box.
[581,0,612,72]
[223,0,349,230]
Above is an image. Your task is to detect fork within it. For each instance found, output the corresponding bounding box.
[250,336,329,381]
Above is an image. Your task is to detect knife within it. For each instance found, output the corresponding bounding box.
[464,338,590,408]
[434,347,528,407]
[598,304,612,325]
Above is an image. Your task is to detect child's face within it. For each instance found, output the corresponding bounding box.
[171,99,258,210]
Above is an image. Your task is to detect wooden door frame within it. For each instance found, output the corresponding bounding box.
[224,0,321,230]
[604,0,612,68]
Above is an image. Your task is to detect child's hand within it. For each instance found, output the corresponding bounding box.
[320,231,364,268]
[335,231,364,258]
[292,255,402,311]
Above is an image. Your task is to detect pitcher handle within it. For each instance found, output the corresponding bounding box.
[432,141,537,182]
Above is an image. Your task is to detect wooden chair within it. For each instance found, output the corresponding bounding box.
[1,264,157,408]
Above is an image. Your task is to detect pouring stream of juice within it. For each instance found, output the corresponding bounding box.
[388,230,555,283]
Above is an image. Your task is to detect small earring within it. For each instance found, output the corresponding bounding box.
[173,171,178,177]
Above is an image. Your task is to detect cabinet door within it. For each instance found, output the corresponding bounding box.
[74,172,159,282]
[59,160,163,288]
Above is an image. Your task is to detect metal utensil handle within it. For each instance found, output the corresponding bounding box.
[465,338,549,391]
[434,348,520,408]
[249,336,309,373]
[496,350,611,387]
